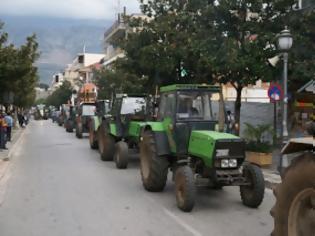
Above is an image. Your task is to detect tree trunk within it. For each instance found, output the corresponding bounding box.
[234,86,243,136]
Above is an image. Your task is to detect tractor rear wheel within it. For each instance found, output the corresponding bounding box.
[98,124,115,161]
[175,166,196,212]
[240,163,265,208]
[89,125,98,150]
[140,130,168,192]
[270,153,315,236]
[114,141,128,169]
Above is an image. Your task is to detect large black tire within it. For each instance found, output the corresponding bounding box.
[98,123,115,161]
[240,163,265,208]
[175,166,196,212]
[139,130,169,192]
[76,122,83,139]
[89,123,98,150]
[114,141,128,169]
[270,153,315,236]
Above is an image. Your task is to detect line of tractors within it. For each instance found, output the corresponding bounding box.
[52,82,314,235]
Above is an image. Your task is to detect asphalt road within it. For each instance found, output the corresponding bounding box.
[0,120,275,236]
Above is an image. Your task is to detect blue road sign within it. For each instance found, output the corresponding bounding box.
[268,83,283,102]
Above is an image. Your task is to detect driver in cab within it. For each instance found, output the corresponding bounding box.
[178,98,199,117]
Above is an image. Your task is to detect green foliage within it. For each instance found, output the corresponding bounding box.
[94,61,148,99]
[0,22,39,107]
[243,123,273,153]
[35,98,46,105]
[45,81,73,108]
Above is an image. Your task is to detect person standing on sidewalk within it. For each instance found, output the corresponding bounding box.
[4,112,13,142]
[0,114,8,150]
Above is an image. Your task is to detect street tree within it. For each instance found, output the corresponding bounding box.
[94,61,148,99]
[0,22,39,108]
[45,81,73,108]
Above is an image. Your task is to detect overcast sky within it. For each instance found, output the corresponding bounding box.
[0,0,140,20]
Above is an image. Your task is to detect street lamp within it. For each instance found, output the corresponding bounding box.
[277,27,293,141]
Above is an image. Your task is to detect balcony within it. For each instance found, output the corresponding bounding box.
[104,19,127,43]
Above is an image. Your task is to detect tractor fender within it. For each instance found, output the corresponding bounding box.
[142,124,170,156]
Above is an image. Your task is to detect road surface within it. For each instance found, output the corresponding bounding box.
[0,120,275,236]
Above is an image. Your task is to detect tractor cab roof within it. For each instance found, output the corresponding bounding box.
[116,93,147,99]
[160,84,221,93]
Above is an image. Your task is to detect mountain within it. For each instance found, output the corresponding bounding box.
[1,15,111,84]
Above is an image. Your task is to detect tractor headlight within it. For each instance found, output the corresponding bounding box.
[229,159,237,168]
[216,149,229,157]
[221,159,229,168]
[220,159,237,168]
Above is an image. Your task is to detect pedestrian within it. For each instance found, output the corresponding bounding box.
[18,112,24,128]
[226,110,235,134]
[4,112,13,142]
[0,114,8,150]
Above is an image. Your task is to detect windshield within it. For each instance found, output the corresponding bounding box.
[177,91,220,121]
[82,105,96,116]
[121,97,146,115]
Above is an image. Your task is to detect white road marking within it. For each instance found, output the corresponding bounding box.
[145,195,203,236]
[163,208,203,236]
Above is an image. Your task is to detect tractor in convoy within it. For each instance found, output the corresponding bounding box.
[271,84,314,236]
[138,84,265,212]
[64,105,76,133]
[89,100,111,149]
[97,94,150,169]
[57,104,70,127]
[34,104,49,120]
[75,83,97,139]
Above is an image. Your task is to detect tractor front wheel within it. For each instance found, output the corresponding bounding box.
[240,163,265,208]
[270,153,315,236]
[98,124,115,161]
[114,141,128,169]
[140,130,168,192]
[175,166,196,212]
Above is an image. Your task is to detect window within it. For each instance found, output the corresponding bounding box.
[177,91,219,121]
[121,97,146,115]
[159,93,176,119]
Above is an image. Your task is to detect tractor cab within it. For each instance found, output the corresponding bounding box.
[95,100,111,118]
[110,94,147,138]
[157,84,226,156]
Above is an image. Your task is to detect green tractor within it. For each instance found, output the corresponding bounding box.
[139,84,265,212]
[97,94,150,169]
[89,100,111,149]
[75,102,96,139]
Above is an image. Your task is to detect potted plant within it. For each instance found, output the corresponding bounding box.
[243,123,273,167]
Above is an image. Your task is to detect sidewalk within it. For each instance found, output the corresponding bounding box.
[0,127,24,181]
[262,168,281,189]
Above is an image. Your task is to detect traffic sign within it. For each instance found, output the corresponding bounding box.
[268,83,283,102]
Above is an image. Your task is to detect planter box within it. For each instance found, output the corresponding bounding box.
[246,151,272,167]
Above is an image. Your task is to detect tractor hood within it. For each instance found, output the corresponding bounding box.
[188,130,245,168]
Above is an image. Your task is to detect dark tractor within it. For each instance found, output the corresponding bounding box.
[57,104,69,127]
[64,105,76,133]
[271,87,314,236]
[89,100,111,150]
[139,84,265,212]
[97,94,149,169]
[75,102,96,139]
